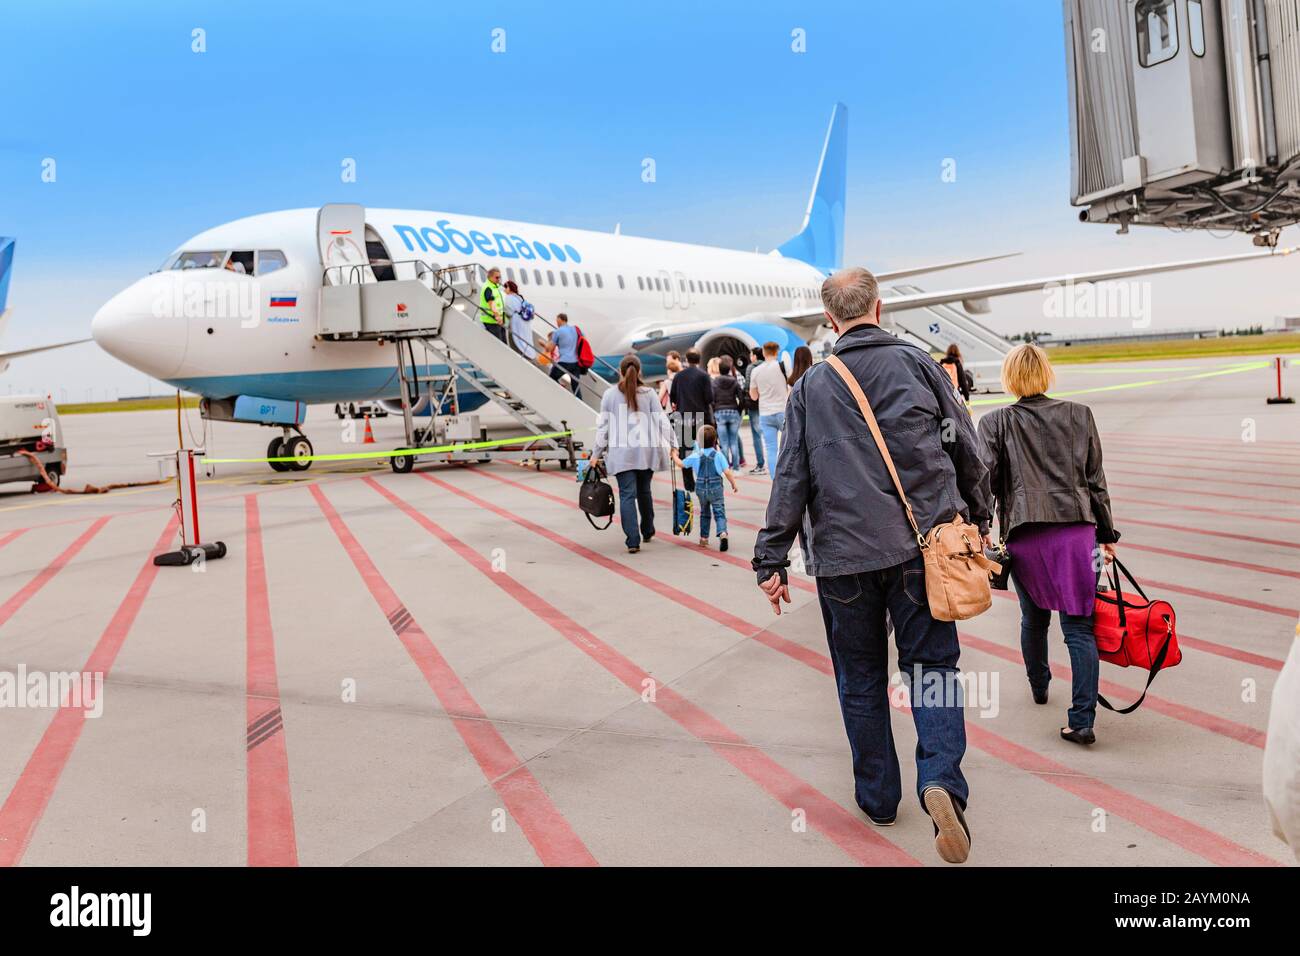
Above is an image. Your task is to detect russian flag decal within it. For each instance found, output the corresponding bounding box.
[269,294,297,308]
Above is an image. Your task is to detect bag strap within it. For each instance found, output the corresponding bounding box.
[1097,616,1174,715]
[585,511,613,531]
[825,355,924,547]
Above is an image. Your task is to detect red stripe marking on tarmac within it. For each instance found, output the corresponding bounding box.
[0,517,110,632]
[956,632,1265,748]
[960,724,1273,866]
[309,484,596,868]
[430,471,832,675]
[1113,495,1300,527]
[1105,449,1300,473]
[514,469,1278,865]
[1110,479,1293,507]
[244,496,298,867]
[363,475,916,867]
[1114,515,1300,551]
[1120,542,1300,580]
[1107,464,1300,493]
[0,529,26,550]
[1176,635,1283,670]
[0,517,178,867]
[1133,577,1297,618]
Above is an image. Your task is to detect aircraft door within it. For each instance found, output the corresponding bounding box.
[673,271,691,310]
[658,269,674,309]
[318,204,370,285]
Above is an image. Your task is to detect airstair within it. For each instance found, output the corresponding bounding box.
[318,259,613,471]
[885,282,1013,391]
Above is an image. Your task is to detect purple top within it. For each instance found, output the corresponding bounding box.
[1007,522,1098,617]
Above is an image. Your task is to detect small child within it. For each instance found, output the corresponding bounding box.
[673,424,739,551]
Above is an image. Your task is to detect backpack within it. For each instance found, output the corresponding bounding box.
[575,326,595,371]
[517,300,535,322]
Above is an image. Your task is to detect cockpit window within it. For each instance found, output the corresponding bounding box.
[256,250,288,276]
[225,251,255,275]
[172,250,227,270]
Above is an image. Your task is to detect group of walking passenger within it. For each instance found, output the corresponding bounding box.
[587,265,1122,864]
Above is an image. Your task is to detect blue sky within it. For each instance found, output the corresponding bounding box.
[1,1,1293,397]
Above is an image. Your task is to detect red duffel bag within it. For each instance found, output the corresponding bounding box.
[1092,557,1182,714]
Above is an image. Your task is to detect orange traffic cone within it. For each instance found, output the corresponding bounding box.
[363,415,376,444]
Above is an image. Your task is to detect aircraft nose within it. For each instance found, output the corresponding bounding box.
[92,275,190,379]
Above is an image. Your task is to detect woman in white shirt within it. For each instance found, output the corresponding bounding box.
[590,354,675,553]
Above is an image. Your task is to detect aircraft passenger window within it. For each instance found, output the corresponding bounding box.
[226,251,255,275]
[560,272,568,287]
[519,269,528,285]
[506,267,515,282]
[256,250,288,276]
[1136,0,1178,67]
[583,272,591,287]
[1188,0,1205,56]
[618,275,625,289]
[637,277,644,290]
[596,274,603,289]
[173,250,226,270]
[547,270,555,285]
[679,278,686,292]
[534,269,543,285]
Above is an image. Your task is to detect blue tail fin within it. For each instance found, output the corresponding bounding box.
[777,103,847,275]
[0,238,13,315]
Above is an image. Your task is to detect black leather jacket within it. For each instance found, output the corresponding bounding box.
[752,325,990,581]
[975,394,1119,544]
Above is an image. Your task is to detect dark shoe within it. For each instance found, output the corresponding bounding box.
[719,535,729,552]
[642,533,655,543]
[922,786,971,864]
[1031,685,1049,705]
[627,546,640,554]
[1060,727,1096,746]
[867,813,896,827]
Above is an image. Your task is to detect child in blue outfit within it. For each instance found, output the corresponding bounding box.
[672,424,740,551]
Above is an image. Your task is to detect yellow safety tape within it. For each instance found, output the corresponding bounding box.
[968,360,1271,408]
[201,429,576,465]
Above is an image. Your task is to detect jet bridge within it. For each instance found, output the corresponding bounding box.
[318,258,606,471]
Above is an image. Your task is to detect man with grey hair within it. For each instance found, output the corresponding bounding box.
[752,266,990,864]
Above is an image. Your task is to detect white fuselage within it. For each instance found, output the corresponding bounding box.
[92,208,828,403]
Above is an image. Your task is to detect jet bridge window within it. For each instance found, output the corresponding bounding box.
[1136,0,1178,67]
[256,250,288,276]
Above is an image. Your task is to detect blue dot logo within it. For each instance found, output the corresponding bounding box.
[564,244,582,263]
[549,242,567,263]
[532,241,551,261]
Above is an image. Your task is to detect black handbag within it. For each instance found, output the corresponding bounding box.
[985,543,1011,590]
[578,462,615,530]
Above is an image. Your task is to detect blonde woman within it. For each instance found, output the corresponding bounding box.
[976,344,1119,746]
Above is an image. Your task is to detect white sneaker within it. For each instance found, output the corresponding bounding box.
[749,466,767,475]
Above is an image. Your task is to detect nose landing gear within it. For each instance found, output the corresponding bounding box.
[267,427,313,472]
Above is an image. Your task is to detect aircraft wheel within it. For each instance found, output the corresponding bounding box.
[391,451,415,474]
[267,437,291,472]
[283,435,313,471]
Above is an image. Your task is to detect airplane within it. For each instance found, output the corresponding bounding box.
[91,103,1296,471]
[0,237,92,374]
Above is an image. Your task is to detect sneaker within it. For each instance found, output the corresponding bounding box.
[922,786,971,864]
[719,535,729,553]
[749,466,767,476]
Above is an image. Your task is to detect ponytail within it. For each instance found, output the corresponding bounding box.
[619,353,643,408]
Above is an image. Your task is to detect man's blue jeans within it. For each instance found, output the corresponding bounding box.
[759,411,784,474]
[714,409,741,469]
[816,555,969,820]
[695,476,727,538]
[1013,575,1100,731]
[745,412,764,468]
[614,469,655,549]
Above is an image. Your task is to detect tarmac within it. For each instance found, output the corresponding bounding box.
[0,352,1295,866]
